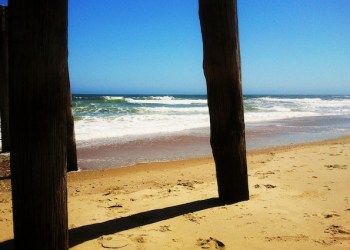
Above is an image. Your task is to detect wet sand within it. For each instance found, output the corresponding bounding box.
[77,115,350,169]
[1,136,350,249]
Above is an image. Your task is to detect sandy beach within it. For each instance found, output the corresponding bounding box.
[1,136,350,249]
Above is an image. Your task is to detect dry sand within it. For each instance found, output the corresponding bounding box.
[1,136,350,249]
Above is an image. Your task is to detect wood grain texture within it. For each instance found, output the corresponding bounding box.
[0,6,10,152]
[199,0,249,202]
[9,0,69,249]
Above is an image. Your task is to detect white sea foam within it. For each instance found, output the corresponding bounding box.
[102,96,124,101]
[245,111,319,123]
[75,113,210,142]
[140,106,208,113]
[247,96,350,115]
[125,97,207,105]
[257,106,293,112]
[257,97,324,103]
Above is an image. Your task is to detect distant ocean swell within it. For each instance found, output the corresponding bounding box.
[73,95,209,143]
[72,95,350,145]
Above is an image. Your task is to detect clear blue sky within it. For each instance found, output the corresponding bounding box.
[1,0,349,95]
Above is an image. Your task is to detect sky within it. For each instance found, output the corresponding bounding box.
[1,0,349,95]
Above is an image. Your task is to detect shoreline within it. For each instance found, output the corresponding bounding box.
[1,135,349,176]
[76,115,350,170]
[1,136,350,249]
[79,135,350,172]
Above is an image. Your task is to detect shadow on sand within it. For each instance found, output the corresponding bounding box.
[0,197,226,249]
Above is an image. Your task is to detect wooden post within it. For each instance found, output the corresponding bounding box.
[0,5,10,152]
[9,0,69,249]
[199,0,249,202]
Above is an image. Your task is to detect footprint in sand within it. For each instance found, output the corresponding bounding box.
[254,171,276,179]
[131,235,147,244]
[265,234,309,242]
[98,235,129,249]
[177,180,204,190]
[155,225,172,232]
[196,237,225,249]
[324,164,347,170]
[324,225,350,235]
[184,213,205,224]
[103,203,129,216]
[322,212,339,219]
[263,184,277,189]
[102,186,126,196]
[107,204,123,209]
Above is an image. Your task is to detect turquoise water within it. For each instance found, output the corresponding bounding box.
[72,94,350,144]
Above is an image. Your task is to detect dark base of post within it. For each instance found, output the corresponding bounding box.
[213,145,249,203]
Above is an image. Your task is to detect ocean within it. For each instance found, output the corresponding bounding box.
[72,94,350,169]
[1,95,349,168]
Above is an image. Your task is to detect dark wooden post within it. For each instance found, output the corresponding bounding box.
[199,0,249,202]
[67,79,78,172]
[0,5,10,153]
[9,0,69,249]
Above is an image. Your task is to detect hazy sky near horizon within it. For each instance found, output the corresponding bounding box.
[1,0,349,95]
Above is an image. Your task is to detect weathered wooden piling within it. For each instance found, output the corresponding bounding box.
[0,5,10,153]
[9,0,69,249]
[199,0,249,202]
